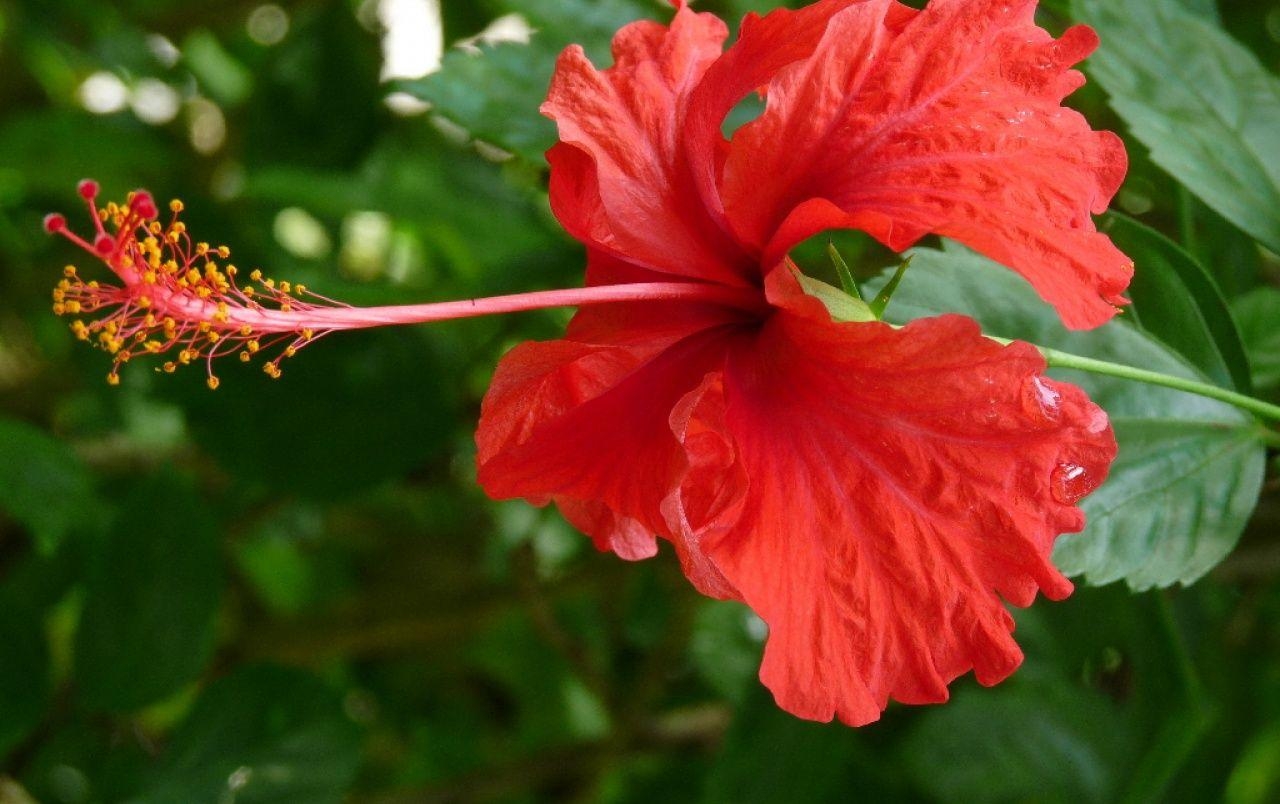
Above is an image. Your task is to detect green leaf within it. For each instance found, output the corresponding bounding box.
[869,256,912,320]
[0,418,96,555]
[689,600,763,705]
[795,272,877,323]
[0,591,52,758]
[1232,287,1280,392]
[74,472,223,712]
[703,686,904,804]
[1102,212,1252,392]
[400,0,654,163]
[1073,0,1280,254]
[903,586,1212,803]
[132,666,361,804]
[172,327,457,499]
[883,241,1266,590]
[825,241,862,300]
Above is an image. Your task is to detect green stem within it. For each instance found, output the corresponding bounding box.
[985,337,1280,426]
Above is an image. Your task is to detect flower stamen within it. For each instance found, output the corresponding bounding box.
[45,180,346,387]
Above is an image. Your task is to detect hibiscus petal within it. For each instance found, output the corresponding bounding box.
[696,267,1116,725]
[715,0,1130,329]
[542,5,751,286]
[475,301,743,566]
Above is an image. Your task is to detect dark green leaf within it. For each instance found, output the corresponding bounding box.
[1074,0,1280,254]
[74,472,223,712]
[1103,212,1251,392]
[0,591,52,758]
[172,327,456,499]
[903,682,1123,803]
[0,417,96,555]
[1232,287,1280,392]
[689,600,762,705]
[703,686,903,804]
[904,587,1212,803]
[132,666,361,804]
[400,0,654,163]
[883,242,1266,589]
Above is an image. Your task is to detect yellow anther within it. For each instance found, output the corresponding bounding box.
[263,363,281,379]
[106,202,119,216]
[242,287,255,298]
[217,246,230,258]
[107,372,120,386]
[249,269,263,282]
[169,199,184,213]
[143,271,157,284]
[279,281,291,294]
[164,260,179,273]
[207,376,220,390]
[167,231,181,244]
[172,222,186,234]
[186,268,201,284]
[64,300,81,314]
[196,242,209,255]
[280,303,292,313]
[239,325,253,336]
[196,287,212,299]
[246,340,260,353]
[284,346,297,358]
[145,341,162,353]
[239,351,251,363]
[118,351,131,363]
[144,313,157,327]
[137,296,152,309]
[198,321,211,333]
[52,302,66,315]
[63,265,77,278]
[226,264,238,276]
[162,362,177,373]
[301,328,314,340]
[87,280,99,289]
[52,289,65,302]
[150,221,163,234]
[263,278,275,290]
[207,331,220,343]
[178,350,193,365]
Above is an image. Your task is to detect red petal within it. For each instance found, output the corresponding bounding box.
[542,7,751,286]
[715,0,1130,329]
[695,267,1116,725]
[475,299,744,582]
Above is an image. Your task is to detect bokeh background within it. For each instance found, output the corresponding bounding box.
[1,0,1278,802]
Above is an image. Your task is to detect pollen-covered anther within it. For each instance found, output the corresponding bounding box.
[43,181,345,388]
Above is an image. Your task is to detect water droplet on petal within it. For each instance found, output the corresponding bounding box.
[1022,375,1062,422]
[1051,461,1090,504]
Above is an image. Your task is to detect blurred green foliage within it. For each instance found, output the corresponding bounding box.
[0,0,1278,802]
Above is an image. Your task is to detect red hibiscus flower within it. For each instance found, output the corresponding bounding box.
[476,0,1126,725]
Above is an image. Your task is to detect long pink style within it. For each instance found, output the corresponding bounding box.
[45,181,764,388]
